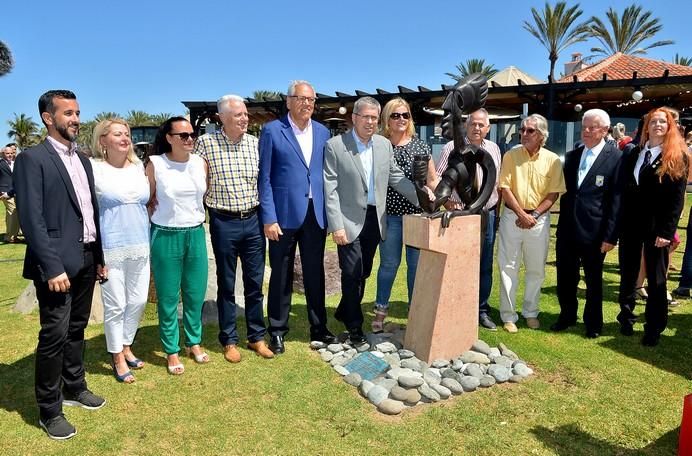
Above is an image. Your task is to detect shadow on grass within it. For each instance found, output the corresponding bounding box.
[531,423,679,455]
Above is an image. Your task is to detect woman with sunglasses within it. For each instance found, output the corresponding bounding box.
[372,98,434,332]
[618,107,688,346]
[146,117,209,374]
[91,119,150,383]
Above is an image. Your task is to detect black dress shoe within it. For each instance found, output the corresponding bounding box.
[585,330,600,339]
[479,315,497,330]
[347,327,366,345]
[550,320,576,332]
[641,334,659,347]
[619,324,634,336]
[269,335,285,354]
[310,329,337,344]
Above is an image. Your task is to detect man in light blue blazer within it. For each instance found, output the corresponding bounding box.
[324,96,419,345]
[259,80,336,354]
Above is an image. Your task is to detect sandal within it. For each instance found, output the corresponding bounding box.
[125,357,145,369]
[111,363,135,383]
[371,309,387,333]
[185,346,210,364]
[166,354,185,375]
[635,287,648,300]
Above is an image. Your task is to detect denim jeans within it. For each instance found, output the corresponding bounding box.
[375,215,420,311]
[678,212,692,290]
[479,208,497,317]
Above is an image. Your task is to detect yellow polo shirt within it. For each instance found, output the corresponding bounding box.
[499,146,566,210]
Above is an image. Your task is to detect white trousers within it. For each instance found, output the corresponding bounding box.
[101,255,150,353]
[497,209,550,323]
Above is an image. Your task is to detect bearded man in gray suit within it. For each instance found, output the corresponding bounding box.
[324,96,419,344]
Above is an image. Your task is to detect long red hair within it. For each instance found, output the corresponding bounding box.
[640,108,688,180]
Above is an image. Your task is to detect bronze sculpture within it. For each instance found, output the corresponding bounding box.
[413,73,496,228]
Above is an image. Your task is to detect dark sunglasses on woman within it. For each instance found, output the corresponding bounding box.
[389,112,411,120]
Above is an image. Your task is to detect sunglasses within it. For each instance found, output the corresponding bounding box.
[390,112,411,120]
[169,132,198,141]
[520,127,537,135]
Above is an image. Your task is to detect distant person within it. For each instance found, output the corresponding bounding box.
[553,109,622,339]
[196,95,274,362]
[258,80,336,354]
[90,119,150,383]
[618,107,688,346]
[147,117,210,374]
[14,90,106,440]
[686,131,692,149]
[497,114,565,333]
[432,108,502,330]
[0,145,19,243]
[372,98,434,332]
[324,96,419,345]
[614,123,632,150]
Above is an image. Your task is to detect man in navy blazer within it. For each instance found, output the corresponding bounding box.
[553,108,622,338]
[259,80,336,354]
[14,90,106,440]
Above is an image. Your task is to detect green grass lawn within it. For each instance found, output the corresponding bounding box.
[0,201,690,455]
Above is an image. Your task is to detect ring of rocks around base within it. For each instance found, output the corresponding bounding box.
[310,328,534,415]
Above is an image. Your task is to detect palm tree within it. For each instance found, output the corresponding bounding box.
[151,112,175,125]
[125,110,154,126]
[673,53,692,66]
[252,90,282,101]
[94,112,121,122]
[445,58,498,82]
[76,120,96,151]
[7,113,40,149]
[0,40,13,77]
[589,5,673,56]
[523,1,592,82]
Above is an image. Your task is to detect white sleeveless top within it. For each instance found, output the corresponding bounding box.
[149,154,206,227]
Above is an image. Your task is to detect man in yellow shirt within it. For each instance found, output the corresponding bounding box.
[497,114,566,333]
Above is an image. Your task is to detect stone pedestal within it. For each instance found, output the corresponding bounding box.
[403,214,480,363]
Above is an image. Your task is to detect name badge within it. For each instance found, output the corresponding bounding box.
[595,175,604,187]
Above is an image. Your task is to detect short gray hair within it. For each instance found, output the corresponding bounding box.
[582,109,611,128]
[353,96,380,115]
[523,114,549,146]
[287,80,313,96]
[465,108,489,127]
[217,94,245,113]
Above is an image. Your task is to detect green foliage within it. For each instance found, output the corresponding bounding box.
[125,110,155,127]
[446,58,498,83]
[589,4,674,56]
[252,90,282,101]
[673,53,692,66]
[6,113,40,149]
[523,1,592,82]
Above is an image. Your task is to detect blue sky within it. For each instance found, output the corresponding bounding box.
[2,0,691,142]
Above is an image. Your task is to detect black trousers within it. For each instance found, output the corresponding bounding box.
[267,200,327,338]
[34,248,95,420]
[556,236,606,332]
[618,235,669,337]
[335,206,381,331]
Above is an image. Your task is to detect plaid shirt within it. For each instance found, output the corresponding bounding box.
[195,129,260,212]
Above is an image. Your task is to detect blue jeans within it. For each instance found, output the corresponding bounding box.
[678,212,692,289]
[209,211,267,345]
[375,215,420,310]
[479,208,497,318]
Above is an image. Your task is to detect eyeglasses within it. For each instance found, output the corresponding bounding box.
[354,113,379,123]
[169,132,198,141]
[288,95,316,104]
[389,112,411,120]
[519,127,537,135]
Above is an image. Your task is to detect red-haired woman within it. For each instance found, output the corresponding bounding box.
[618,107,688,346]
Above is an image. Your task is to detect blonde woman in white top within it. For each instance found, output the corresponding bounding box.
[145,117,208,375]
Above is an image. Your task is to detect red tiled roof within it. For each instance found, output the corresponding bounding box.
[558,52,692,82]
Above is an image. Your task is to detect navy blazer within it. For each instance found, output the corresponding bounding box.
[619,145,688,242]
[14,140,103,282]
[557,142,623,245]
[0,159,12,194]
[258,115,330,229]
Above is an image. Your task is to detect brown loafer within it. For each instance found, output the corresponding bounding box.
[247,340,274,359]
[223,344,241,363]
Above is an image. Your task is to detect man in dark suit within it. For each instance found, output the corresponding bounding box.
[552,108,622,338]
[14,90,107,440]
[0,144,20,242]
[324,96,419,345]
[259,80,336,354]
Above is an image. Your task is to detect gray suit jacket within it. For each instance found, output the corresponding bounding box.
[324,131,418,242]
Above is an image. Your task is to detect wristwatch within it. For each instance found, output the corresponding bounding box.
[531,210,541,219]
